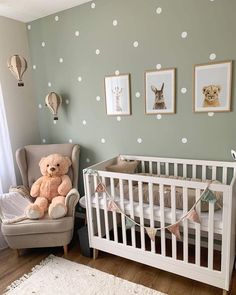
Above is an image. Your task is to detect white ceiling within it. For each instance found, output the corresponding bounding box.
[0,0,91,23]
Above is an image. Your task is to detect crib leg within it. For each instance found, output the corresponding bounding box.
[93,248,99,260]
[222,290,228,295]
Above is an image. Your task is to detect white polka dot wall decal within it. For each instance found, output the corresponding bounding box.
[38,104,42,109]
[157,114,162,120]
[182,138,188,144]
[33,65,36,70]
[156,7,162,14]
[53,120,57,125]
[65,99,70,104]
[101,138,106,144]
[117,116,121,121]
[41,42,46,47]
[77,76,82,82]
[115,70,120,76]
[181,87,187,94]
[91,2,96,9]
[75,30,80,37]
[27,24,31,30]
[42,139,46,143]
[96,96,101,101]
[48,82,52,87]
[133,41,139,48]
[55,16,59,21]
[181,31,188,39]
[95,49,100,55]
[59,58,64,63]
[208,112,215,117]
[209,53,216,60]
[113,20,118,26]
[156,64,162,70]
[82,120,87,125]
[137,138,143,144]
[86,158,91,163]
[135,92,141,98]
[69,139,73,143]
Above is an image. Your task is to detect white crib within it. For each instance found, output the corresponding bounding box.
[82,155,236,294]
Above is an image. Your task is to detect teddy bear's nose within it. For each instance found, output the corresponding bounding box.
[50,167,56,171]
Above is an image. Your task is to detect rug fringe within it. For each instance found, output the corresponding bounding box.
[4,254,55,294]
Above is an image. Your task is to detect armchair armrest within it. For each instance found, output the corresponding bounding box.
[9,185,33,203]
[65,188,80,217]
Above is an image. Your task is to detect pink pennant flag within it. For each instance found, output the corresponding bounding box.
[168,223,181,240]
[145,227,157,241]
[186,209,201,224]
[96,183,106,193]
[107,200,118,212]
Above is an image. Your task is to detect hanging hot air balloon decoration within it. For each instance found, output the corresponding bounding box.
[45,92,62,121]
[7,55,27,87]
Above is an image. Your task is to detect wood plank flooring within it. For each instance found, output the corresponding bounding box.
[1,240,236,295]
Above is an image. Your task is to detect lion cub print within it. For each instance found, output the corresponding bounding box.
[202,85,221,107]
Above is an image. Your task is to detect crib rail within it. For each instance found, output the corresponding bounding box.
[84,155,236,291]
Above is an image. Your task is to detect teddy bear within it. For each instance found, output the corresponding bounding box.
[25,153,72,220]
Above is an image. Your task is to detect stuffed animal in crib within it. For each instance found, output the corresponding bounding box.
[25,154,72,220]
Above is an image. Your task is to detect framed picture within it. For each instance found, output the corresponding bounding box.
[104,73,131,115]
[194,60,232,112]
[145,68,176,114]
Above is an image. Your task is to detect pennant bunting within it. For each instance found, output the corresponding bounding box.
[201,188,217,203]
[145,227,158,241]
[186,209,201,224]
[96,183,106,193]
[125,217,136,229]
[167,223,181,240]
[107,200,118,212]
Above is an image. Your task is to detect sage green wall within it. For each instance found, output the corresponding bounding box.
[27,0,236,179]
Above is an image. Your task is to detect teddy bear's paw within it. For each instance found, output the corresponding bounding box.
[25,204,44,219]
[48,203,67,219]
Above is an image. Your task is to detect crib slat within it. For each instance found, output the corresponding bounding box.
[212,166,216,180]
[85,174,94,237]
[110,178,118,243]
[171,185,177,259]
[223,167,227,184]
[159,184,166,256]
[192,165,196,179]
[183,164,187,178]
[94,176,102,238]
[148,183,155,253]
[174,163,178,176]
[165,163,169,176]
[208,201,214,269]
[102,176,110,240]
[119,179,127,245]
[195,189,201,266]
[138,182,145,251]
[157,162,161,175]
[202,166,206,181]
[128,180,136,248]
[141,161,145,173]
[183,187,188,263]
[149,161,153,174]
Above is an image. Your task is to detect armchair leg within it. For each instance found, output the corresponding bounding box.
[16,249,21,257]
[63,245,68,256]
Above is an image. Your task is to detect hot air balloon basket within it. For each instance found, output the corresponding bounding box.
[82,155,236,293]
[18,81,24,87]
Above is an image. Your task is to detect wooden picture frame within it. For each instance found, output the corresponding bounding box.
[104,73,131,116]
[193,60,232,113]
[145,68,176,115]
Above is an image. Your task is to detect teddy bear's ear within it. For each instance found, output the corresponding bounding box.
[65,156,72,167]
[39,157,46,166]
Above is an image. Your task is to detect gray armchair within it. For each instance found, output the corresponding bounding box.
[2,144,80,255]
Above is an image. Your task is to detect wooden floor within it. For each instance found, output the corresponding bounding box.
[1,240,236,295]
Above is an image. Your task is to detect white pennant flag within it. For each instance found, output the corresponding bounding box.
[145,227,157,241]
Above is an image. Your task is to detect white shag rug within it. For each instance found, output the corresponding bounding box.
[5,255,166,295]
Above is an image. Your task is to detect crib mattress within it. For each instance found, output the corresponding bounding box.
[80,193,223,233]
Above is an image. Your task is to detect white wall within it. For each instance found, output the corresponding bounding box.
[0,16,41,183]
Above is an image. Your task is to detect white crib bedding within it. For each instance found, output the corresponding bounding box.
[80,191,223,234]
